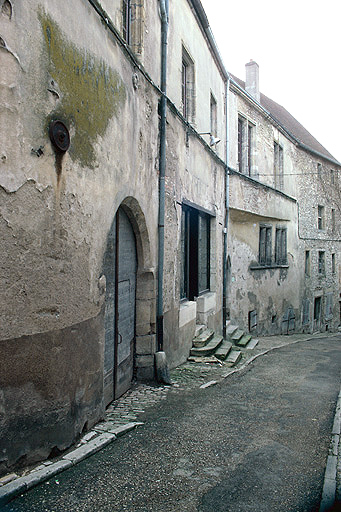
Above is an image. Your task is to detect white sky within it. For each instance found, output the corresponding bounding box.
[200,0,341,163]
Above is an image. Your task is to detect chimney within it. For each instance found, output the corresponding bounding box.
[245,60,260,103]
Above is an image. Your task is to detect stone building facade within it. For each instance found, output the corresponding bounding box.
[0,0,339,475]
[0,0,226,473]
[227,61,341,336]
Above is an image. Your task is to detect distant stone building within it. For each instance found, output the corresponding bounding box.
[228,61,341,335]
[0,0,339,475]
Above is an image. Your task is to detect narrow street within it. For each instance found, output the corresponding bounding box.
[2,335,340,512]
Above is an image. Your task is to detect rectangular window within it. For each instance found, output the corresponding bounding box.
[332,253,336,273]
[210,93,217,138]
[305,250,310,276]
[275,227,287,265]
[181,48,195,124]
[238,115,254,176]
[122,0,144,54]
[259,226,272,266]
[331,169,335,184]
[274,141,284,190]
[317,163,322,179]
[122,0,131,44]
[181,205,210,300]
[181,61,188,120]
[317,205,324,230]
[318,251,325,275]
[332,209,335,232]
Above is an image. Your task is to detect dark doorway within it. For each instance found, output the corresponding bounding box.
[180,205,210,301]
[314,296,321,330]
[103,207,137,406]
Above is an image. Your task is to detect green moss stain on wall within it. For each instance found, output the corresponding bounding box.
[39,11,126,168]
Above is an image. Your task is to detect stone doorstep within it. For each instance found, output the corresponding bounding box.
[225,349,242,366]
[215,340,233,360]
[231,329,244,343]
[246,338,259,350]
[226,324,239,337]
[192,328,214,348]
[194,324,206,338]
[236,334,252,347]
[190,335,223,357]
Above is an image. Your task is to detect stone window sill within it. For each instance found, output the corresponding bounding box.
[250,264,289,271]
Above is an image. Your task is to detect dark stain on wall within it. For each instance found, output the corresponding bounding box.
[0,310,104,475]
[39,11,126,169]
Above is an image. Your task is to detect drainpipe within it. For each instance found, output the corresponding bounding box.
[157,0,169,352]
[222,74,230,338]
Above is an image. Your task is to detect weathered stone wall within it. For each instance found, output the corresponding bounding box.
[163,109,225,367]
[0,0,160,473]
[228,173,300,335]
[228,83,341,335]
[229,87,296,198]
[293,150,341,333]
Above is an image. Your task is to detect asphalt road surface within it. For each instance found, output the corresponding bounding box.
[2,335,341,512]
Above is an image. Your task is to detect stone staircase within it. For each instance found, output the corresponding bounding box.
[188,322,256,366]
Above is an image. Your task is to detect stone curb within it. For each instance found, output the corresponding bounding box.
[319,389,341,511]
[0,424,143,507]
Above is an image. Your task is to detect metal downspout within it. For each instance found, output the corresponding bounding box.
[223,74,230,338]
[157,0,169,352]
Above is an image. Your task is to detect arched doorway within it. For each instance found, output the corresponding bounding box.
[103,206,137,405]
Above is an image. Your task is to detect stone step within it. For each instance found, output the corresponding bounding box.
[225,349,242,367]
[192,328,214,348]
[246,338,259,350]
[194,324,206,338]
[190,335,223,357]
[215,340,233,360]
[226,324,239,337]
[231,329,244,343]
[236,334,252,347]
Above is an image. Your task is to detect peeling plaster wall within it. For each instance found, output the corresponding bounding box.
[167,0,226,161]
[228,84,341,336]
[0,0,160,473]
[229,88,297,198]
[163,111,225,367]
[227,173,300,335]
